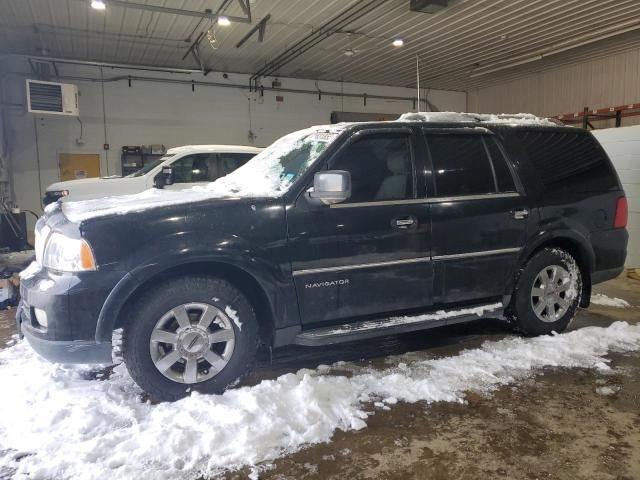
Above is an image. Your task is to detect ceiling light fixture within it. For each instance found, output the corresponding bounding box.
[344,48,355,57]
[392,38,404,47]
[217,16,231,26]
[91,0,106,10]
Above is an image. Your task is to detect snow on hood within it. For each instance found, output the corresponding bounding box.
[1,321,639,479]
[398,111,560,127]
[60,125,344,223]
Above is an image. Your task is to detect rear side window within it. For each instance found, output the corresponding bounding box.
[426,134,495,197]
[485,138,516,192]
[515,130,618,193]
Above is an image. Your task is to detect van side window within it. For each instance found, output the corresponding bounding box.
[485,138,516,192]
[171,154,216,183]
[218,153,253,177]
[514,131,618,193]
[329,133,414,203]
[426,134,495,197]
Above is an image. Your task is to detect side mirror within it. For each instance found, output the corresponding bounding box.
[153,167,174,189]
[308,170,351,205]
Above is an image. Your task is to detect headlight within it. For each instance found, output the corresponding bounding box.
[43,232,97,272]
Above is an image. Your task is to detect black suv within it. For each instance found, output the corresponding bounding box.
[18,114,628,401]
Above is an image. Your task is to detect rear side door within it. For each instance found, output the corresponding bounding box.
[286,128,433,326]
[424,129,531,305]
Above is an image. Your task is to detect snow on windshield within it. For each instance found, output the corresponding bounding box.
[61,126,342,223]
[1,321,639,478]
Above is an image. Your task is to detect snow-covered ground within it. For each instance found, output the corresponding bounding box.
[590,293,631,308]
[1,322,639,480]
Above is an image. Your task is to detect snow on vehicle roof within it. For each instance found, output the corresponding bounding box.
[166,144,263,155]
[397,111,561,127]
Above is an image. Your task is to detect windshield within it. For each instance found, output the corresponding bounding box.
[126,154,175,178]
[206,127,341,197]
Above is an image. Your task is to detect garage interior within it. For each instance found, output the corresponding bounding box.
[0,1,640,479]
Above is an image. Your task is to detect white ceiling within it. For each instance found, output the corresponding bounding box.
[2,0,640,90]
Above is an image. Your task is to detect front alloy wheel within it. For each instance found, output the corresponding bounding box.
[123,276,259,401]
[150,303,235,384]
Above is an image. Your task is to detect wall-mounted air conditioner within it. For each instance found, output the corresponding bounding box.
[26,79,79,116]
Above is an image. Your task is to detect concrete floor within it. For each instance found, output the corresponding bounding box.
[1,271,638,480]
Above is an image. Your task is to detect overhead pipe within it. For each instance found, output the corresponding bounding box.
[12,54,198,75]
[55,73,434,108]
[251,0,386,81]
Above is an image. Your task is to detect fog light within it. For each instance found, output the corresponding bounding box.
[34,308,48,328]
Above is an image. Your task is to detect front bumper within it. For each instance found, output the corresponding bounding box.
[18,265,121,364]
[17,306,112,363]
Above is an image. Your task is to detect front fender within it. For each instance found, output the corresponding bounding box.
[95,248,292,343]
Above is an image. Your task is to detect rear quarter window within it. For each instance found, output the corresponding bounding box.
[514,130,619,194]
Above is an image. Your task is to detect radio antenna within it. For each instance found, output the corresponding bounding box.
[416,54,420,112]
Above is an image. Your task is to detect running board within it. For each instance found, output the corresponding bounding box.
[295,303,504,346]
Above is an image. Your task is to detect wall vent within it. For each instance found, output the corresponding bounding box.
[26,80,79,116]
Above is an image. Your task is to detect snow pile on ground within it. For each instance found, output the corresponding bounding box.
[591,293,631,308]
[1,322,639,479]
[59,126,342,223]
[398,111,559,127]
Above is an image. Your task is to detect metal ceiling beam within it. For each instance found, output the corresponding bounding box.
[237,0,252,23]
[105,0,251,24]
[251,0,386,81]
[236,14,271,48]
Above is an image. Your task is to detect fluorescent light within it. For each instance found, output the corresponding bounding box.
[217,16,231,26]
[392,38,404,47]
[91,0,106,10]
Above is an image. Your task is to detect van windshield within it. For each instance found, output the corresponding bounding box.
[207,128,341,197]
[126,155,175,178]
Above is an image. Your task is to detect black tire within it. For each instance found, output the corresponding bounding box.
[122,275,259,401]
[507,248,582,336]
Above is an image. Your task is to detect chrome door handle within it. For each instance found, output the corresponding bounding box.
[394,217,416,228]
[512,208,529,220]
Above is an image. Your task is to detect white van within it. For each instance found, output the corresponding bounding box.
[43,144,262,205]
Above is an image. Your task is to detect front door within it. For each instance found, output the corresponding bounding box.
[424,130,531,305]
[287,128,433,326]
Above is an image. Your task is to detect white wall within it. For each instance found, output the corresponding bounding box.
[592,126,640,267]
[2,57,466,227]
[467,47,640,128]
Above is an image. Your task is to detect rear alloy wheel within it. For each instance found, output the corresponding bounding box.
[508,248,582,336]
[123,276,259,401]
[530,265,573,323]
